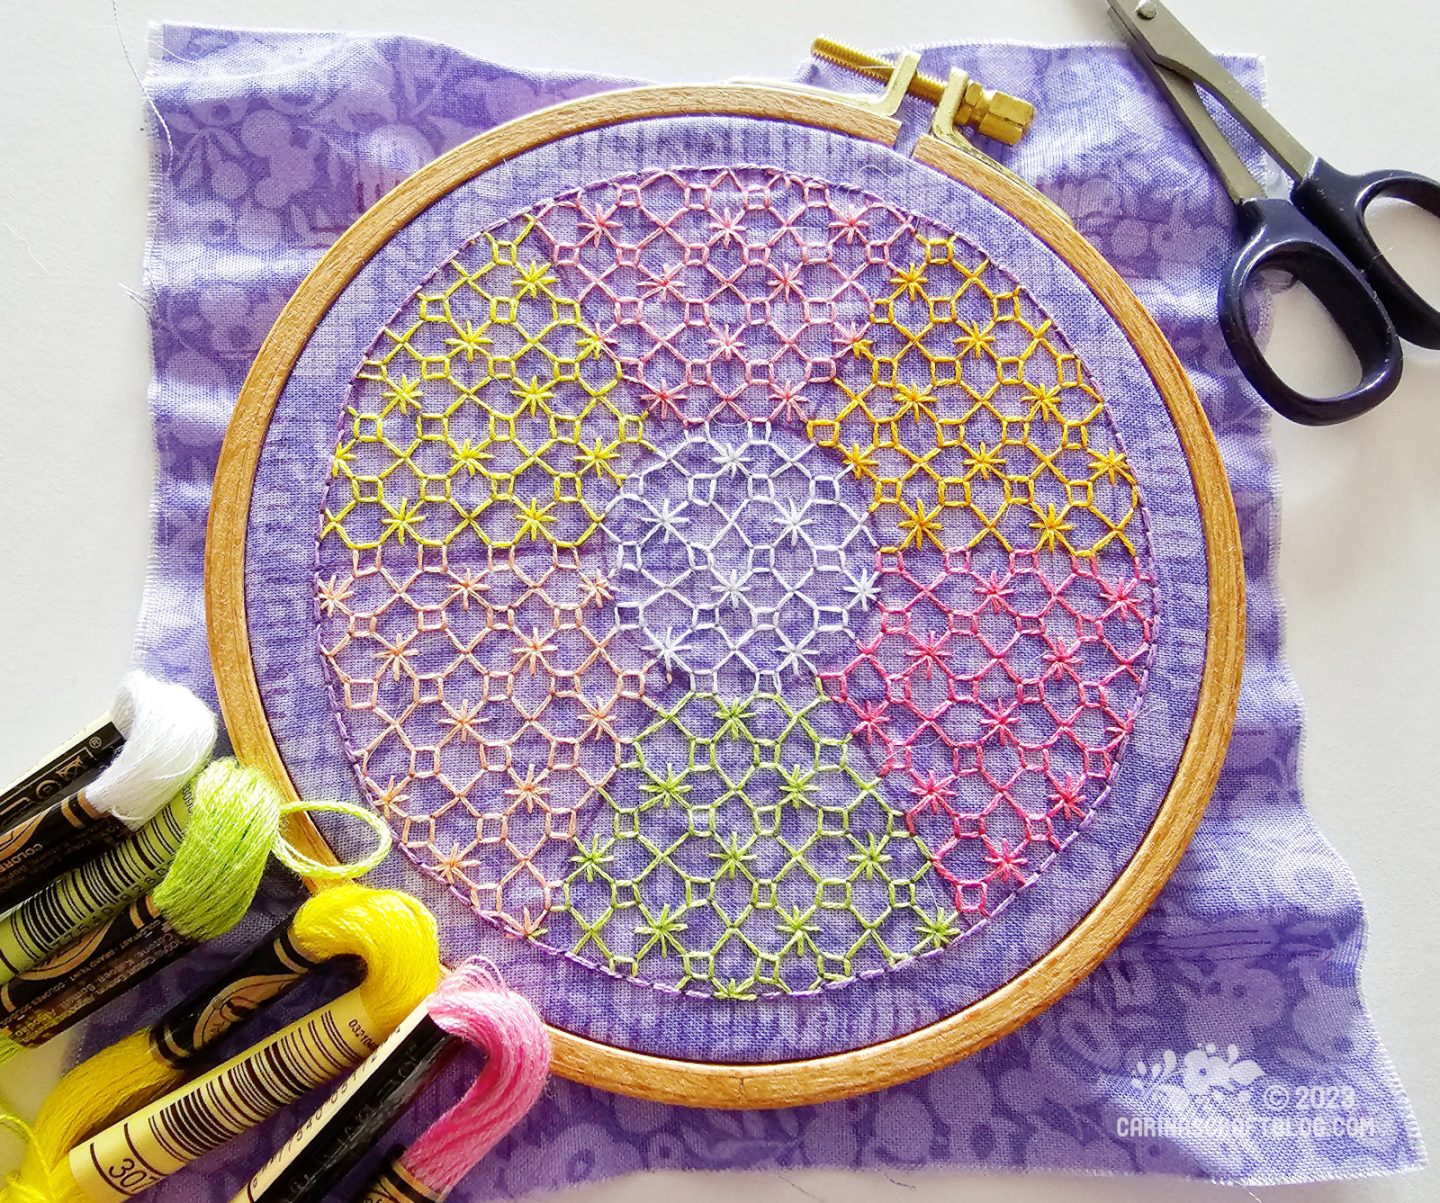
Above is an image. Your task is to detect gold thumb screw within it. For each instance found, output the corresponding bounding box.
[810,37,1036,145]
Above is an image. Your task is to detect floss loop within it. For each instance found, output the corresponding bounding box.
[391,961,551,1198]
[274,799,392,881]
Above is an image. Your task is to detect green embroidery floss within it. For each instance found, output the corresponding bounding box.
[153,758,281,940]
[0,794,190,985]
[0,759,289,1064]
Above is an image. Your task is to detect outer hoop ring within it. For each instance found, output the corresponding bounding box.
[206,84,1245,1109]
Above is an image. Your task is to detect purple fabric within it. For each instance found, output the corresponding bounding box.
[241,116,1205,1064]
[95,23,1423,1195]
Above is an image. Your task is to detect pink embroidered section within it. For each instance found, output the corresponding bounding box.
[526,169,914,425]
[822,546,1155,915]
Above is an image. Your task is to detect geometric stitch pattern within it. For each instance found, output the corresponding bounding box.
[604,421,877,699]
[808,234,1144,557]
[548,687,944,997]
[314,164,1160,1000]
[316,543,647,938]
[321,216,649,553]
[822,545,1155,917]
[527,169,913,427]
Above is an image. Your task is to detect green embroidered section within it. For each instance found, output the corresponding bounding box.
[553,687,957,997]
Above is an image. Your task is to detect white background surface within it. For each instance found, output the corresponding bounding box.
[0,1,1437,1200]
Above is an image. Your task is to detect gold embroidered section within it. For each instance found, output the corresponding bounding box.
[808,235,1142,557]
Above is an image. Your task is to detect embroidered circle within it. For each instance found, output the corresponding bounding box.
[313,165,1160,999]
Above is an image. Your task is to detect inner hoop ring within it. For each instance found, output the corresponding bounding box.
[206,84,1245,1108]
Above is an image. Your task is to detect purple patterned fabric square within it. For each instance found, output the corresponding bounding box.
[90,24,1423,1196]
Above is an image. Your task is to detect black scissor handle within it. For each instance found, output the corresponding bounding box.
[1293,158,1440,349]
[1220,196,1404,425]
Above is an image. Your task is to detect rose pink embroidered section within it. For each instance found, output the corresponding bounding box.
[313,165,1159,999]
[824,546,1154,916]
[525,171,910,425]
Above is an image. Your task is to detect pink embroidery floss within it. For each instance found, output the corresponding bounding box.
[235,960,550,1203]
[390,964,551,1199]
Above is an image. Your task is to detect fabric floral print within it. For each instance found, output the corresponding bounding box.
[314,166,1158,997]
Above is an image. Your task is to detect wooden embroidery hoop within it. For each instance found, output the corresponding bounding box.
[206,83,1245,1109]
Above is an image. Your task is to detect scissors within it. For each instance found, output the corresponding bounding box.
[1106,0,1440,425]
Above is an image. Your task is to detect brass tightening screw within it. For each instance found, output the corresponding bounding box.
[810,37,1036,145]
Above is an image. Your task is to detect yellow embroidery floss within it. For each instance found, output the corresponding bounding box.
[0,760,391,1065]
[38,898,435,1202]
[1,884,437,1203]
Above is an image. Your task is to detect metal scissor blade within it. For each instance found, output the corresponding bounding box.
[1105,0,1315,180]
[1136,57,1265,202]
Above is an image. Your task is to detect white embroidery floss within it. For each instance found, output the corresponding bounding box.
[88,672,218,826]
[0,672,216,912]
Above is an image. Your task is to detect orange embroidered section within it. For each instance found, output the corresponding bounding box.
[315,543,650,937]
[809,235,1143,558]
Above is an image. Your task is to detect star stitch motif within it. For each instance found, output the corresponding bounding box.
[321,218,650,553]
[315,166,1159,999]
[550,688,943,995]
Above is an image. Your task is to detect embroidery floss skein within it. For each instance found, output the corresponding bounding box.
[3,912,314,1200]
[0,758,277,1064]
[0,793,189,986]
[233,960,549,1203]
[0,717,122,830]
[347,963,551,1203]
[33,888,439,1203]
[0,673,215,911]
[1,884,433,1203]
[0,759,390,1063]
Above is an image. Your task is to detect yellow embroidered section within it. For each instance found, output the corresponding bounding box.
[321,217,648,552]
[807,234,1142,558]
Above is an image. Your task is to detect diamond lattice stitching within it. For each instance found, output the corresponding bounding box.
[321,217,649,552]
[810,235,1143,557]
[605,421,876,698]
[526,169,915,426]
[821,545,1155,916]
[316,542,649,937]
[314,164,1161,1001]
[547,687,947,996]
